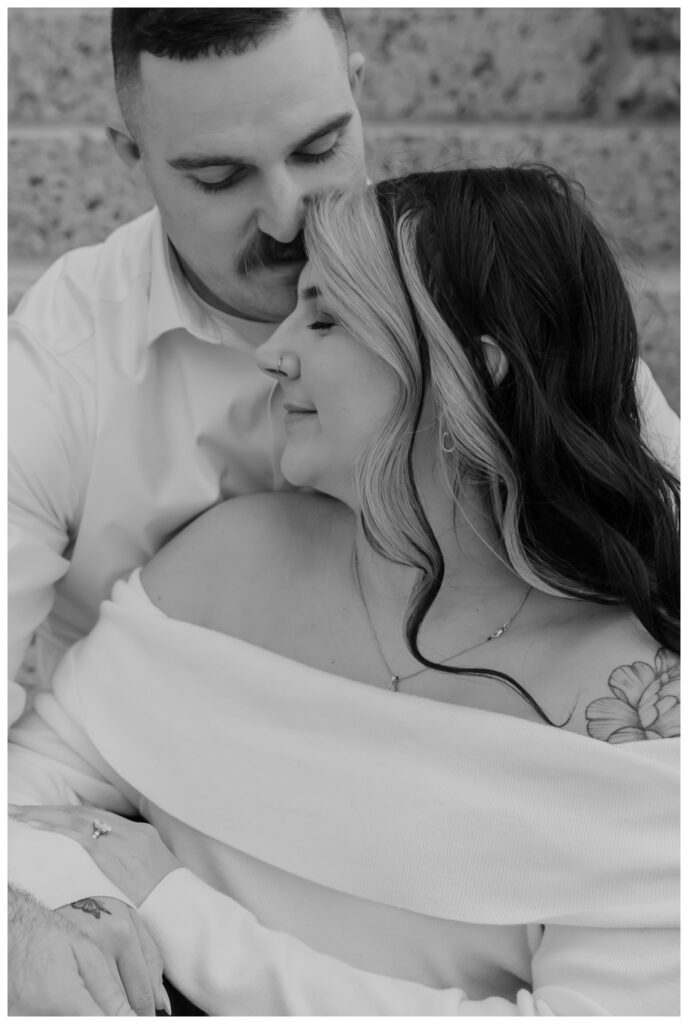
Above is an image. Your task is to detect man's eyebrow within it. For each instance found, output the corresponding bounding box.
[168,154,243,171]
[167,113,353,172]
[299,286,320,301]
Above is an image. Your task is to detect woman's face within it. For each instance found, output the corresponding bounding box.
[255,263,399,505]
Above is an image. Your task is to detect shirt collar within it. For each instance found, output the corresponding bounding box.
[146,207,275,353]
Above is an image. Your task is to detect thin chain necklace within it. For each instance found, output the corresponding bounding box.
[352,546,533,692]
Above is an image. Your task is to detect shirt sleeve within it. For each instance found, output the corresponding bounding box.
[140,869,678,1016]
[8,316,95,704]
[636,359,680,475]
[9,694,137,909]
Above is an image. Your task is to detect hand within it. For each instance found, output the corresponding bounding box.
[9,885,136,1016]
[58,896,170,1016]
[10,805,181,907]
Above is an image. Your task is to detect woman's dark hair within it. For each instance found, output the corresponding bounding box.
[305,166,679,721]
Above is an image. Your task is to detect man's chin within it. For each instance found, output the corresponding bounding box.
[258,260,305,284]
[243,263,305,318]
[190,273,300,324]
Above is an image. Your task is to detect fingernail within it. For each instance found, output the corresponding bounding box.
[160,986,172,1015]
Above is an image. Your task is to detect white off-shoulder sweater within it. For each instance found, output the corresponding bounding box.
[9,571,679,1015]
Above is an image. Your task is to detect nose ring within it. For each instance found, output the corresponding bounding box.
[266,352,298,379]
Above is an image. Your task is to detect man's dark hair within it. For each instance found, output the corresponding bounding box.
[111,8,347,128]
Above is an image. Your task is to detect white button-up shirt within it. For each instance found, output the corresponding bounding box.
[9,208,287,713]
[9,206,680,720]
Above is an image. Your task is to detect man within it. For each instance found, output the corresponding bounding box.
[9,8,366,1014]
[8,6,679,1015]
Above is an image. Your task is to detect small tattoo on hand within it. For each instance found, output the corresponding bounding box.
[70,898,112,919]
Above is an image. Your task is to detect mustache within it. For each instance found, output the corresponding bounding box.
[237,231,306,276]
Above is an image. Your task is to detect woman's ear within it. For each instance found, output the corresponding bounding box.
[480,335,509,384]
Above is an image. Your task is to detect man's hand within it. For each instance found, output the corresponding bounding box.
[9,887,169,1016]
[9,886,135,1015]
[58,896,169,1016]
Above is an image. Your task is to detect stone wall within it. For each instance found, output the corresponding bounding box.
[9,7,679,410]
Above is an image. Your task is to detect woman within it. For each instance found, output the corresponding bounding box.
[10,166,679,1015]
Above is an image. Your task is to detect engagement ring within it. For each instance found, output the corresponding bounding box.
[91,818,112,840]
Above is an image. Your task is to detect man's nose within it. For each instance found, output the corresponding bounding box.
[257,172,307,243]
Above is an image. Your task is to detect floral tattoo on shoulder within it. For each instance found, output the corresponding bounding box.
[586,647,680,743]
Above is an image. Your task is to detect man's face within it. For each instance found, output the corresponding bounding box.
[125,10,367,322]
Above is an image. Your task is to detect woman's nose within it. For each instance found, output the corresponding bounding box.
[255,335,301,380]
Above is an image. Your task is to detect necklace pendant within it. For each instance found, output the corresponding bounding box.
[488,623,508,641]
[389,676,400,692]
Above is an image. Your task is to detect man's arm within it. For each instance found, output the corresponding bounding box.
[636,359,680,475]
[9,691,167,1014]
[8,315,95,713]
[9,886,137,1016]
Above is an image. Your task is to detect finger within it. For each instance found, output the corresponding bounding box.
[115,927,157,1017]
[9,807,85,833]
[11,818,89,847]
[128,907,169,1012]
[9,804,92,826]
[45,987,106,1016]
[72,938,136,1016]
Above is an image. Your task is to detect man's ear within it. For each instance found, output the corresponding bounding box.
[480,335,509,384]
[106,125,141,171]
[348,52,365,101]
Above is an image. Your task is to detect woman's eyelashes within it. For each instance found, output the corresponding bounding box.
[307,317,336,332]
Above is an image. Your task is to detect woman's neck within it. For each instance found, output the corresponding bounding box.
[352,476,524,621]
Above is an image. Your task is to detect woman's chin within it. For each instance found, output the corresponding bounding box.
[280,459,350,506]
[280,455,319,491]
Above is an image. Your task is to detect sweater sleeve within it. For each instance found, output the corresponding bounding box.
[140,868,678,1016]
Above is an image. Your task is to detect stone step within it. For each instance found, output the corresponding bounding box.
[8,258,679,416]
[9,122,679,263]
[8,8,679,123]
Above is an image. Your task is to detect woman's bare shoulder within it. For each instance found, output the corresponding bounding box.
[141,491,345,625]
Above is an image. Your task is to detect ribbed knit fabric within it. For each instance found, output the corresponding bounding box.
[9,570,679,1014]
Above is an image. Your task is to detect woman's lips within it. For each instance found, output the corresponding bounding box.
[283,402,317,415]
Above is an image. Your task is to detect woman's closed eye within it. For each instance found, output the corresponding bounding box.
[307,317,336,331]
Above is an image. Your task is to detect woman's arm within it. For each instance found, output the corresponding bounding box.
[139,867,678,1016]
[15,795,678,1015]
[16,789,677,1016]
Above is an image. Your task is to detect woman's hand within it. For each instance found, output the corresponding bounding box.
[9,805,181,907]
